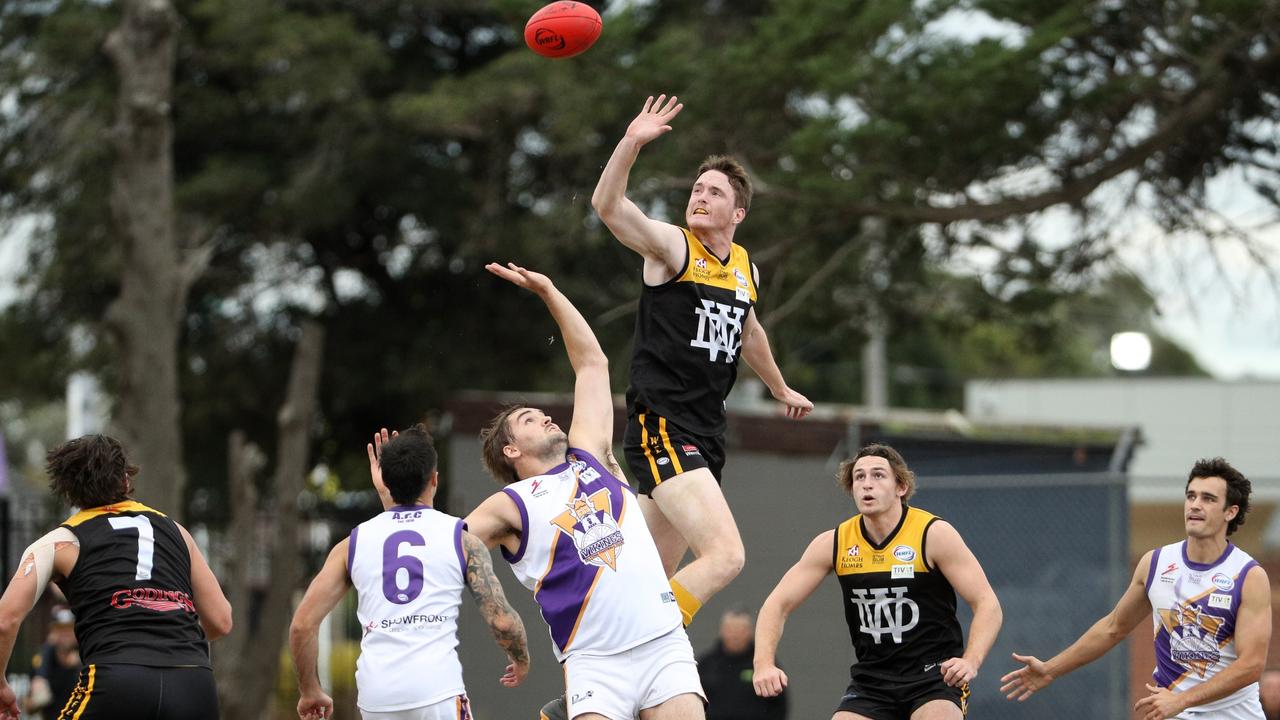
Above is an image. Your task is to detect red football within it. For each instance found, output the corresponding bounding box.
[524,2,602,59]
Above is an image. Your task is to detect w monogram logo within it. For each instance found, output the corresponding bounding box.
[689,299,745,362]
[850,587,919,644]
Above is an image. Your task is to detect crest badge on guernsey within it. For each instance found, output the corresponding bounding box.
[1145,540,1264,716]
[501,449,681,661]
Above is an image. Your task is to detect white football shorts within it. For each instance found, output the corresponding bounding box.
[564,625,705,720]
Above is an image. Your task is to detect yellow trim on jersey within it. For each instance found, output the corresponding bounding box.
[834,506,937,576]
[63,500,163,528]
[70,663,96,720]
[657,416,684,475]
[673,228,758,300]
[638,412,662,484]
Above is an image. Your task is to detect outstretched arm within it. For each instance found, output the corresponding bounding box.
[754,531,834,698]
[289,540,351,720]
[486,262,613,459]
[740,308,812,419]
[462,531,530,687]
[1135,565,1271,719]
[928,521,1002,687]
[591,95,687,275]
[1002,550,1154,702]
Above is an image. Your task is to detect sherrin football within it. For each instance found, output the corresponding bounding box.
[525,2,602,59]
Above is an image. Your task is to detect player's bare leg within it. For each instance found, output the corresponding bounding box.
[833,713,875,720]
[911,699,963,719]
[639,693,705,720]
[638,493,689,576]
[650,467,745,622]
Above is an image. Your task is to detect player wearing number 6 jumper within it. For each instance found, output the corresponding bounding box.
[0,434,233,720]
[465,263,706,720]
[753,445,1002,720]
[290,424,529,720]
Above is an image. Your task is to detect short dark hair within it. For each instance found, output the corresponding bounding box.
[1186,457,1251,536]
[838,444,917,501]
[378,424,438,505]
[46,434,137,509]
[697,155,752,213]
[479,405,524,485]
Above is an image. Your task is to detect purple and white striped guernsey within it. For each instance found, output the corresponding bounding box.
[1145,540,1265,718]
[501,448,681,661]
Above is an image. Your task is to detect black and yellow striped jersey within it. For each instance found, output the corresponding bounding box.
[58,501,210,667]
[834,505,964,681]
[626,227,757,436]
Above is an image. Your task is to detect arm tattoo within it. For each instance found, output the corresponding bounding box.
[463,532,529,665]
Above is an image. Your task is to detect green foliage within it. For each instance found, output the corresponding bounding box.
[4,0,1264,518]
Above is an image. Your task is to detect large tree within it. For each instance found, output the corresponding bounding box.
[1,4,1270,709]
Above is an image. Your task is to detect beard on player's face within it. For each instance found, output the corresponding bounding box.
[523,432,568,465]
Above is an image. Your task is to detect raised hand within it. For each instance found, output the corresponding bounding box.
[625,94,683,147]
[485,262,554,296]
[367,427,397,508]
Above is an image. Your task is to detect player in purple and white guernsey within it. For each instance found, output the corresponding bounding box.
[291,425,530,720]
[466,263,705,720]
[501,447,679,662]
[1003,457,1271,720]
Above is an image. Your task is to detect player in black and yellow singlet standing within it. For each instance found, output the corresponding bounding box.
[0,434,232,720]
[592,94,813,632]
[752,445,1003,720]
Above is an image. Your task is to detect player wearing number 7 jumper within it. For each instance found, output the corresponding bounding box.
[0,434,234,720]
[290,424,530,720]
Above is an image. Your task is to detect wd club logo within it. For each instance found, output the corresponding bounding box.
[689,299,745,363]
[849,586,919,644]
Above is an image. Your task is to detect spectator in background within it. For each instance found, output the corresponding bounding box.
[1261,668,1280,720]
[699,606,786,720]
[24,606,80,719]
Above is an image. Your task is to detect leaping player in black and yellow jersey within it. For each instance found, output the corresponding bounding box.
[592,94,814,631]
[752,445,1003,720]
[0,434,232,720]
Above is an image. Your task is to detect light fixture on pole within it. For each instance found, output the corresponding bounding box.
[1110,332,1152,372]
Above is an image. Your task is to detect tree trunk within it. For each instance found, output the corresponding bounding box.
[216,321,325,720]
[101,0,188,516]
